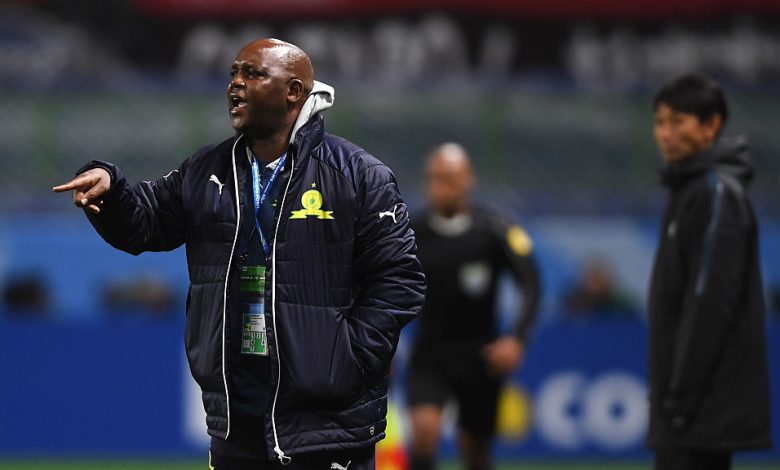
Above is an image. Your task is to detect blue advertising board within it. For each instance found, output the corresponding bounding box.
[1,319,777,461]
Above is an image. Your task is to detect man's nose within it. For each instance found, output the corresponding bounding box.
[230,74,245,89]
[655,125,671,141]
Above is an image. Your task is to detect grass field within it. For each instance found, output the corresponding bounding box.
[0,460,779,470]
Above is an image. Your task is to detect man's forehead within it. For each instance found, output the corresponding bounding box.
[427,160,470,178]
[428,147,470,169]
[237,40,294,60]
[655,103,690,116]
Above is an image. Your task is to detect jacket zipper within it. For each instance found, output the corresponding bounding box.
[221,135,245,439]
[269,151,295,465]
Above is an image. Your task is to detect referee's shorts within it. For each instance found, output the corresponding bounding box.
[406,359,502,437]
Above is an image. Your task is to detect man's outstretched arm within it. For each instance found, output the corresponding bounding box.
[53,159,188,255]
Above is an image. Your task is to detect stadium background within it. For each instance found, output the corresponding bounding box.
[1,0,779,468]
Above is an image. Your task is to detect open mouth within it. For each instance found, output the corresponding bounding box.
[230,94,248,114]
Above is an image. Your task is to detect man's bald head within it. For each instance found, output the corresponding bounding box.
[425,142,474,217]
[239,38,314,95]
[426,143,473,175]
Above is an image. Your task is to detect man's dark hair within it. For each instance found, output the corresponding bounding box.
[653,72,729,128]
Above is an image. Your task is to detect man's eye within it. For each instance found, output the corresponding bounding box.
[229,70,237,77]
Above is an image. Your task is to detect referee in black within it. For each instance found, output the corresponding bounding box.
[406,143,541,470]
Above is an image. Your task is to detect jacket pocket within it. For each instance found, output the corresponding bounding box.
[277,304,364,408]
[184,283,225,391]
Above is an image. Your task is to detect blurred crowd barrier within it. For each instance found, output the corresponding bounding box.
[5,214,780,324]
[5,88,780,216]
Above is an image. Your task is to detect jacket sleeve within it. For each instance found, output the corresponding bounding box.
[348,162,426,383]
[79,158,188,255]
[665,175,751,424]
[493,220,542,344]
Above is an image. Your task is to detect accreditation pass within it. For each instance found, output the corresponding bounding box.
[242,303,268,356]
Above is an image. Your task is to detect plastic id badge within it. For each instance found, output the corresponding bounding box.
[242,303,268,356]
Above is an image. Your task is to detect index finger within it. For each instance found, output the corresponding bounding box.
[52,174,90,193]
[52,181,77,193]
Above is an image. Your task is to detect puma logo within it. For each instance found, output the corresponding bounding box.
[330,461,351,470]
[378,204,401,224]
[209,174,225,195]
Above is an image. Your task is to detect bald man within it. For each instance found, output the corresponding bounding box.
[407,144,540,470]
[53,38,426,469]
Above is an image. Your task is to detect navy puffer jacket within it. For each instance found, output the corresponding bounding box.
[80,113,426,461]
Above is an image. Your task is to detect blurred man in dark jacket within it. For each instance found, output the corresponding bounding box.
[54,38,426,470]
[647,72,771,470]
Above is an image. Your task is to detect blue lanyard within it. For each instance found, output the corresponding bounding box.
[250,151,287,256]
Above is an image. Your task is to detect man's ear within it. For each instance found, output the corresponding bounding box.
[704,113,723,140]
[287,79,305,106]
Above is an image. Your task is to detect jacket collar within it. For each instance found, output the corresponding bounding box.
[659,136,754,189]
[289,80,334,145]
[288,113,325,171]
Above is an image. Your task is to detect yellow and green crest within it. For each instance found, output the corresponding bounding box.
[289,184,334,220]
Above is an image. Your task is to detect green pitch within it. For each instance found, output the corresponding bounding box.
[0,460,778,470]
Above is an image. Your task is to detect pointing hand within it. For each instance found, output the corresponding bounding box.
[52,168,111,214]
